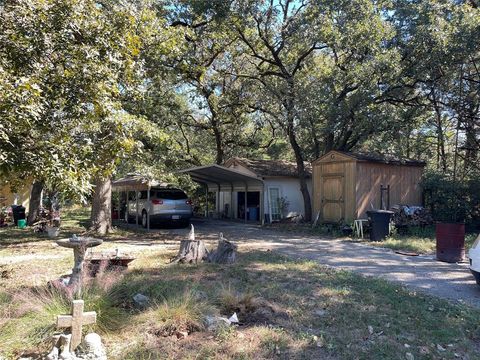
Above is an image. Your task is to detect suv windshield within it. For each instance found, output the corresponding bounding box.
[153,190,188,200]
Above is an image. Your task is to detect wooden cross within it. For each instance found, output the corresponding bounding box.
[56,300,96,352]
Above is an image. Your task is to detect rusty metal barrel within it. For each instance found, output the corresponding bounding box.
[436,223,465,263]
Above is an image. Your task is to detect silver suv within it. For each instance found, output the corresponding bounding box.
[126,188,193,227]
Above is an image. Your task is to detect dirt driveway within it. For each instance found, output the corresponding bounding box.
[158,219,480,308]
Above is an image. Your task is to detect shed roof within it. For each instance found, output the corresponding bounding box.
[314,150,426,167]
[224,157,312,177]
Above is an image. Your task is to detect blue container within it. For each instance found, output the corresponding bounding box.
[248,207,258,221]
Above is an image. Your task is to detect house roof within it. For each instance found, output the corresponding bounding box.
[224,157,312,177]
[314,150,426,167]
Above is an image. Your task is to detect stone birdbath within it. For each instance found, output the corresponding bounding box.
[56,235,103,296]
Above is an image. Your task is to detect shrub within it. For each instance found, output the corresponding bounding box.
[422,171,480,225]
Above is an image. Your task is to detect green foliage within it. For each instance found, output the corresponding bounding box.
[0,0,160,199]
[422,171,480,224]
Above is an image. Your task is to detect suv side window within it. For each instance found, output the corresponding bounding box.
[139,191,147,199]
[128,191,136,201]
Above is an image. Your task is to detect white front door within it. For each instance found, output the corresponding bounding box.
[268,187,281,222]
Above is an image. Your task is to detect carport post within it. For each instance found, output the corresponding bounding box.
[135,187,139,227]
[217,184,221,217]
[125,191,129,224]
[230,184,234,219]
[147,184,150,231]
[260,185,265,225]
[205,185,209,218]
[116,189,120,224]
[244,183,248,223]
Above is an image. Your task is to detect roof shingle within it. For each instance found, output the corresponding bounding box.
[225,157,312,177]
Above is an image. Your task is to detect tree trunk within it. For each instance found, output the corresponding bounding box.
[90,176,112,235]
[27,181,44,225]
[285,78,312,222]
[432,89,448,172]
[208,234,237,264]
[292,139,313,222]
[171,240,209,263]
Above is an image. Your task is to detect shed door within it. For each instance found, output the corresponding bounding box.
[321,174,345,222]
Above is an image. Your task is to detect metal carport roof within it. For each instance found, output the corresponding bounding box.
[112,175,170,191]
[177,164,264,189]
[178,164,265,224]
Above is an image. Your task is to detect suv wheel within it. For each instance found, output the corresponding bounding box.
[142,211,148,228]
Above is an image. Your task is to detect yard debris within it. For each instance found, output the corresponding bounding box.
[405,352,414,360]
[436,344,446,352]
[228,312,239,324]
[368,325,374,335]
[204,315,232,331]
[391,205,433,228]
[395,250,420,257]
[312,335,325,348]
[176,331,188,339]
[419,346,430,355]
[0,265,12,279]
[133,293,149,308]
[314,309,327,316]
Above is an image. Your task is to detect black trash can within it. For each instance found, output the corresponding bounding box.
[11,205,26,226]
[367,210,393,241]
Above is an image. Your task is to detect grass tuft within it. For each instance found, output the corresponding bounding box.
[146,289,214,336]
[217,283,256,316]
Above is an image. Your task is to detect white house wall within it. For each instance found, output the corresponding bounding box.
[213,176,312,221]
[263,177,312,218]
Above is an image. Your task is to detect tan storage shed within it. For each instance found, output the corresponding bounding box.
[312,151,425,224]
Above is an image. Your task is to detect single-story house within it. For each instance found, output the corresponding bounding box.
[0,180,32,212]
[312,150,425,223]
[180,157,312,223]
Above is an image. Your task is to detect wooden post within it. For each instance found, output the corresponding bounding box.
[56,300,96,352]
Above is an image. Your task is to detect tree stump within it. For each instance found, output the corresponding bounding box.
[208,233,237,264]
[170,225,209,264]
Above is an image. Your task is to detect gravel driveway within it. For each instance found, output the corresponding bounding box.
[167,219,480,308]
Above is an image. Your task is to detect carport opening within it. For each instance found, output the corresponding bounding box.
[237,191,260,221]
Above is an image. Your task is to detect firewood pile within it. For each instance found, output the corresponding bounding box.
[391,205,433,227]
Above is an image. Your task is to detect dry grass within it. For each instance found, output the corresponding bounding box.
[1,210,480,359]
[361,226,478,254]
